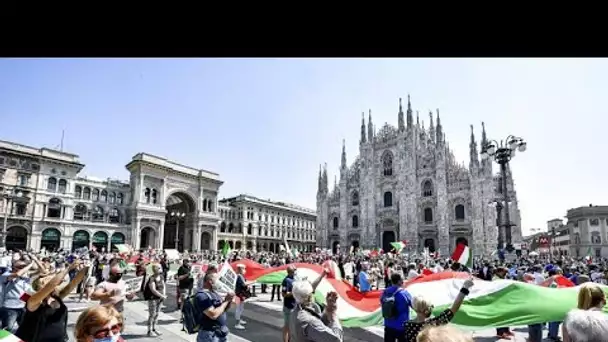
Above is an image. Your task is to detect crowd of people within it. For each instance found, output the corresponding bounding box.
[0,246,607,342]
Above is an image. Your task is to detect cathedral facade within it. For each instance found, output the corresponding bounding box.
[316,97,522,257]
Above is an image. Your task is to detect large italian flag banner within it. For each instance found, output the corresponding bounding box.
[226,259,604,328]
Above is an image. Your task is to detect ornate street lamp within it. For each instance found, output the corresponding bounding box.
[170,211,186,250]
[1,189,24,249]
[481,135,527,254]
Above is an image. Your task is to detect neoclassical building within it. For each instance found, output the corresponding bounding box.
[316,97,523,256]
[0,139,315,252]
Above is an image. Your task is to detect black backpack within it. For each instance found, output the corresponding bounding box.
[381,289,402,318]
[182,291,206,334]
[143,276,160,301]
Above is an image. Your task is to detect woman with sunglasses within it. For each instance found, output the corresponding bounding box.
[15,260,89,342]
[75,305,125,342]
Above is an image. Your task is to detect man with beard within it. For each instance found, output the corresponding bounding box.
[175,259,194,311]
[91,266,136,317]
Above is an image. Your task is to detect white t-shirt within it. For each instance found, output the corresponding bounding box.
[407,269,419,280]
[533,272,545,285]
[96,279,127,312]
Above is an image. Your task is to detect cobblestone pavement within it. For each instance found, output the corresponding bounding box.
[63,278,560,342]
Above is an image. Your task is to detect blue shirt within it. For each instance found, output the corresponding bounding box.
[0,272,32,309]
[381,285,412,331]
[195,290,227,331]
[359,272,371,292]
[282,275,296,309]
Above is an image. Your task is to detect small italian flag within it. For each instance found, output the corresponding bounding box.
[0,330,23,342]
[451,243,472,268]
[585,246,593,264]
[390,240,407,253]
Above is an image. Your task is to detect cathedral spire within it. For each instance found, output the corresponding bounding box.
[481,121,488,146]
[428,111,435,143]
[469,124,479,170]
[416,111,420,127]
[406,94,413,128]
[398,98,405,132]
[435,109,443,144]
[318,164,322,191]
[367,109,374,142]
[322,163,328,192]
[360,112,367,144]
[341,139,347,170]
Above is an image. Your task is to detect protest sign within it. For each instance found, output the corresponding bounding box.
[191,264,203,276]
[124,276,144,292]
[216,262,237,292]
[164,249,180,261]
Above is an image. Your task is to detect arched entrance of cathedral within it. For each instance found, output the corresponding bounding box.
[424,238,436,253]
[41,228,61,252]
[140,227,155,249]
[382,231,396,253]
[72,230,89,251]
[455,237,468,247]
[351,240,360,251]
[163,192,196,251]
[201,232,211,251]
[332,241,340,255]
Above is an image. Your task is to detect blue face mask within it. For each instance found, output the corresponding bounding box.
[94,334,120,342]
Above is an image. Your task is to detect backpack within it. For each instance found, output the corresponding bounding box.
[182,291,205,334]
[381,289,401,319]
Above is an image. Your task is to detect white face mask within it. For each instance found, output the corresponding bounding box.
[94,334,120,342]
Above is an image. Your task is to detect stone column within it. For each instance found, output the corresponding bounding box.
[194,224,202,251]
[158,219,165,250]
[212,226,218,251]
[133,218,141,249]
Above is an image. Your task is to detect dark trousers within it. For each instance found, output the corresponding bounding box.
[0,307,25,333]
[384,327,406,342]
[271,285,281,301]
[496,327,510,335]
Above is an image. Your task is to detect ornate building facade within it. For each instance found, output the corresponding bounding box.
[0,140,315,252]
[316,97,522,256]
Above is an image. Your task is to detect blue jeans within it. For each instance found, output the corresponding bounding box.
[548,321,561,339]
[197,329,228,342]
[528,323,543,342]
[0,307,25,333]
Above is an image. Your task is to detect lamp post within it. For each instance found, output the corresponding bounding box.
[171,211,186,250]
[481,135,526,254]
[1,189,24,249]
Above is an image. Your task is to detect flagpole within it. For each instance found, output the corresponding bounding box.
[60,129,65,151]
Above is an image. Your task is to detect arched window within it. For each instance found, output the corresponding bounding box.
[203,199,208,211]
[424,208,433,223]
[92,206,104,221]
[83,187,91,200]
[382,151,393,176]
[221,222,226,233]
[238,223,243,234]
[591,231,602,244]
[144,188,151,203]
[109,192,116,204]
[117,193,124,205]
[47,177,57,191]
[151,189,157,204]
[384,191,393,207]
[352,215,359,228]
[47,198,62,218]
[228,222,234,233]
[332,217,339,229]
[351,191,359,206]
[247,223,253,235]
[109,208,120,223]
[92,189,99,201]
[574,233,581,244]
[100,190,107,202]
[75,185,82,198]
[58,179,67,193]
[422,180,433,197]
[208,199,213,212]
[455,204,465,220]
[73,204,87,220]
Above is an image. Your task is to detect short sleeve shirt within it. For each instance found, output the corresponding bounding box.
[404,309,454,342]
[195,290,227,331]
[281,275,295,309]
[96,280,127,312]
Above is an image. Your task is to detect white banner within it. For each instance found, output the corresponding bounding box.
[164,249,180,261]
[124,276,144,292]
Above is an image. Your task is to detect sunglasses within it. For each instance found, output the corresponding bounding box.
[92,323,122,338]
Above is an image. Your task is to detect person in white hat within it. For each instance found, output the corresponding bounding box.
[234,263,253,330]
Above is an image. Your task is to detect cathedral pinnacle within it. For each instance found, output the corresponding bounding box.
[360,112,367,144]
[406,94,413,128]
[398,98,405,132]
[367,109,374,142]
[435,108,443,144]
[428,111,435,143]
[469,124,479,170]
[341,139,347,170]
[317,164,322,193]
[322,163,328,192]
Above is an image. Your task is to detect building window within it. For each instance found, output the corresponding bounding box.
[18,174,29,186]
[58,179,67,194]
[92,189,99,201]
[100,190,107,202]
[422,180,433,197]
[151,189,157,204]
[596,248,601,258]
[383,191,393,207]
[352,215,359,228]
[144,188,151,204]
[47,177,57,191]
[591,232,602,244]
[109,208,120,223]
[92,206,104,222]
[221,222,226,233]
[382,151,393,176]
[455,204,465,221]
[108,192,116,204]
[117,193,124,205]
[590,218,600,226]
[228,223,234,233]
[74,204,87,220]
[247,223,253,235]
[424,208,433,224]
[83,187,91,200]
[15,203,26,216]
[47,198,62,218]
[351,191,359,206]
[75,186,82,199]
[574,233,581,244]
[332,217,339,230]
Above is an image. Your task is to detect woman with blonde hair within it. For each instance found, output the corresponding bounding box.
[75,305,125,342]
[15,260,89,342]
[562,282,606,342]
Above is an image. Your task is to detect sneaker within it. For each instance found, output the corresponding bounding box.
[234,324,245,330]
[239,320,247,325]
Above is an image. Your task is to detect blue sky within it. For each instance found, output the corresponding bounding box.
[0,58,605,235]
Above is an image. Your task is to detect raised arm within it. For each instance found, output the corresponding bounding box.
[449,278,474,314]
[59,264,89,299]
[311,268,329,292]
